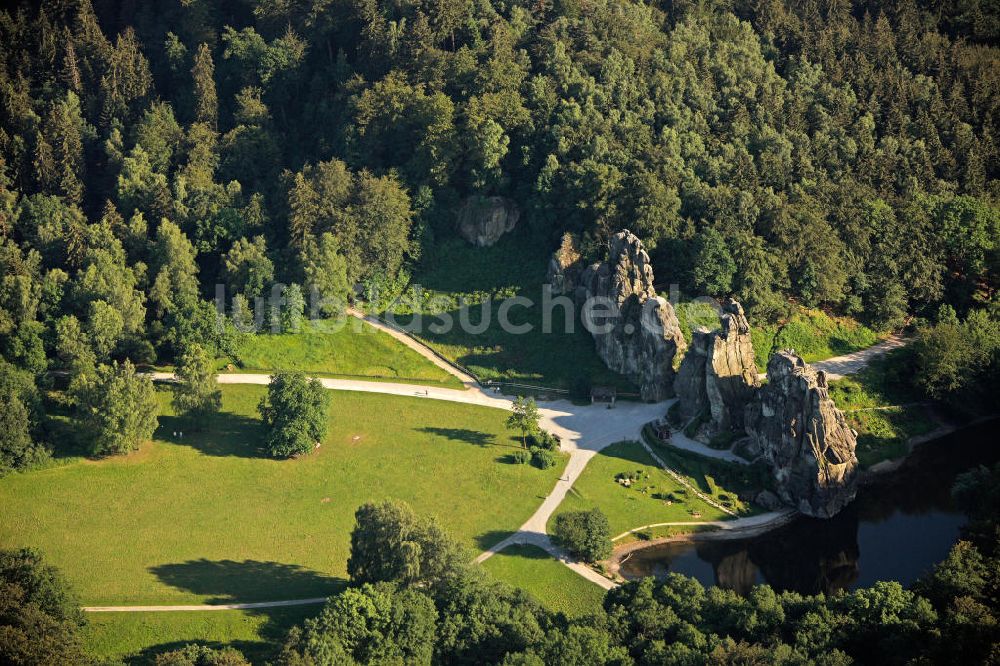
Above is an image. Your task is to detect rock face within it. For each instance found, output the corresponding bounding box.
[675,299,759,441]
[744,351,859,518]
[456,196,520,247]
[546,233,583,295]
[575,230,685,401]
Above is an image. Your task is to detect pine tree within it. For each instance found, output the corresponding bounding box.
[282,283,306,333]
[172,343,222,428]
[288,171,320,250]
[61,31,82,94]
[46,93,86,204]
[231,293,256,333]
[191,43,218,129]
[31,132,56,193]
[99,28,153,128]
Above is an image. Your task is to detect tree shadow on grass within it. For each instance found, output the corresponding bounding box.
[475,530,516,551]
[125,605,318,665]
[135,560,345,664]
[149,558,345,605]
[156,413,267,458]
[416,426,495,447]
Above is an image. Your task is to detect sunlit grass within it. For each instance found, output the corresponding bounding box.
[0,386,565,606]
[481,545,606,617]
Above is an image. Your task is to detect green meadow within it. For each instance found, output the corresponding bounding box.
[481,545,607,618]
[226,318,463,388]
[0,386,565,606]
[550,440,734,539]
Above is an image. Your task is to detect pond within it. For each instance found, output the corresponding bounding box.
[619,419,998,596]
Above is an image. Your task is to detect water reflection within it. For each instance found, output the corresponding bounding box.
[620,420,997,595]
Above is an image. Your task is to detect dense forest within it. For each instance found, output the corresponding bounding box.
[2,0,999,466]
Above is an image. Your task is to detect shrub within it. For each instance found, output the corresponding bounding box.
[509,449,531,465]
[527,430,559,451]
[552,508,613,562]
[530,446,556,469]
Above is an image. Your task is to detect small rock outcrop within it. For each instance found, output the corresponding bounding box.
[575,230,685,401]
[675,299,759,441]
[546,232,584,295]
[456,196,520,247]
[744,351,859,518]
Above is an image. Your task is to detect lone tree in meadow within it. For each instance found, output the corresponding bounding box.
[73,360,158,457]
[506,396,540,448]
[347,499,469,589]
[258,371,330,457]
[552,508,612,562]
[171,343,222,428]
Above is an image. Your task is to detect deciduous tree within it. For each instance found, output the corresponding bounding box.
[257,371,329,457]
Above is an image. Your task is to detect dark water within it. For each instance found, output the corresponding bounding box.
[620,420,998,596]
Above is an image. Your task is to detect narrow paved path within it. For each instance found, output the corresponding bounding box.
[652,405,748,464]
[809,334,908,380]
[347,308,478,386]
[611,509,797,542]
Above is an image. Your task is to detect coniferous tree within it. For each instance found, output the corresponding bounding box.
[191,43,218,129]
[172,342,222,428]
[46,93,86,204]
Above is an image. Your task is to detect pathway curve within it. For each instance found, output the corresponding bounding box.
[346,308,478,386]
[610,509,797,542]
[808,334,908,380]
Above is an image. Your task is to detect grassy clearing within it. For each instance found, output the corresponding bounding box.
[828,349,937,468]
[82,607,312,664]
[550,441,734,538]
[643,433,771,510]
[386,230,635,392]
[223,318,463,388]
[0,386,565,606]
[751,308,882,371]
[481,545,607,618]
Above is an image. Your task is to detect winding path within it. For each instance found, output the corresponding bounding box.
[87,324,907,611]
[806,334,908,380]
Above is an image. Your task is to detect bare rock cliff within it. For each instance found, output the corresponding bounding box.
[675,299,759,440]
[576,230,685,401]
[744,350,859,518]
[456,196,520,247]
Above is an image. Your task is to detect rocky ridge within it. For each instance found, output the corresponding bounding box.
[675,299,759,442]
[570,230,686,401]
[456,196,520,247]
[743,350,860,518]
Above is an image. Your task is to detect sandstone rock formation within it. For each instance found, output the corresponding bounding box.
[546,232,583,295]
[675,299,759,441]
[575,230,685,401]
[456,196,520,247]
[743,350,859,518]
